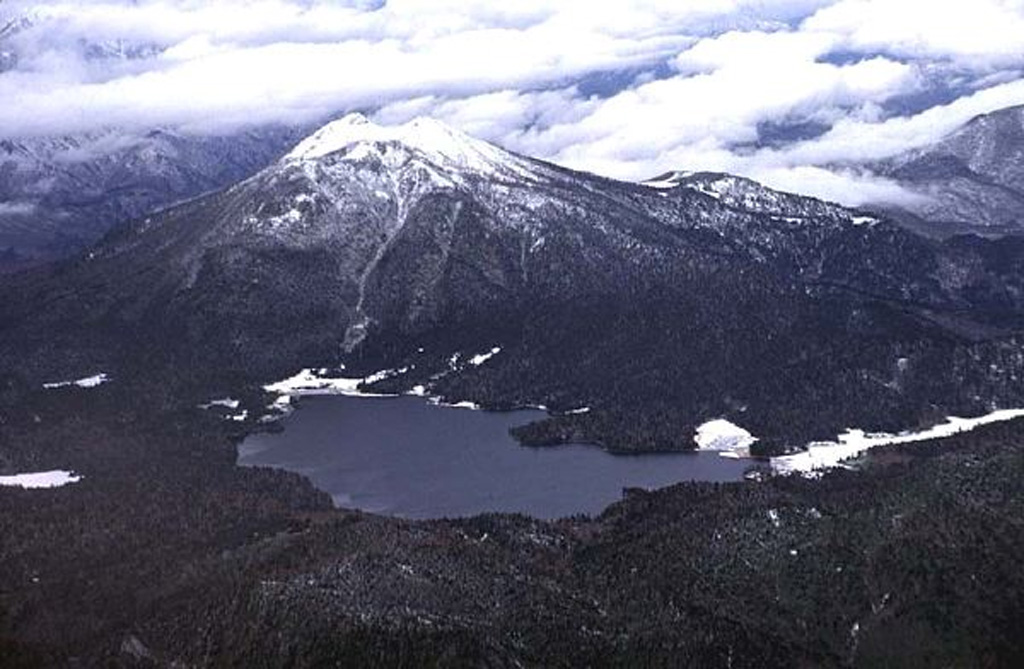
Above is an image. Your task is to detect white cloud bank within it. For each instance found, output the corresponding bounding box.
[2,0,1024,206]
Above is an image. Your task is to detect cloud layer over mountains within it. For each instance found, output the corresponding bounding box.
[3,0,1024,205]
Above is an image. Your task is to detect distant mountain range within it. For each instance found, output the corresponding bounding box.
[864,104,1024,237]
[1,14,302,270]
[3,113,1024,454]
[0,126,309,270]
[4,103,1024,276]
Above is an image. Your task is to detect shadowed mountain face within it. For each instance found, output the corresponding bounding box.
[866,105,1024,237]
[3,114,1024,452]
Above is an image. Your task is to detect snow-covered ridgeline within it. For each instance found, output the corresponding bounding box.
[640,171,694,189]
[641,173,738,199]
[43,373,110,389]
[772,409,1024,475]
[0,470,82,489]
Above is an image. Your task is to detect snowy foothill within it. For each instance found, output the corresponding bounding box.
[694,419,758,455]
[42,373,110,389]
[0,470,82,489]
[772,408,1024,476]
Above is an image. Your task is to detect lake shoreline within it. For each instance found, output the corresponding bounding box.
[237,393,751,520]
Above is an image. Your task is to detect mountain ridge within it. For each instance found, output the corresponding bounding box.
[3,115,1024,453]
[865,104,1024,237]
[0,124,312,270]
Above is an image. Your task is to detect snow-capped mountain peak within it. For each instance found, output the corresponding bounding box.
[283,113,373,160]
[283,113,532,179]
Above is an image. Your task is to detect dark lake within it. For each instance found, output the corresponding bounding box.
[238,395,750,519]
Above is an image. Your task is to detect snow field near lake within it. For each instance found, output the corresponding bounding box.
[694,409,1024,476]
[771,409,1024,475]
[694,419,758,453]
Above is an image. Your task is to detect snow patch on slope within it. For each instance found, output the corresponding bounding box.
[0,470,82,489]
[467,346,501,366]
[689,178,734,200]
[850,215,878,226]
[199,398,240,410]
[43,373,110,389]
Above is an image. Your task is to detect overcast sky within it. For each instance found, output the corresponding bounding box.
[3,0,1024,205]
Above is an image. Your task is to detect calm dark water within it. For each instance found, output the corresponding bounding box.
[238,395,750,519]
